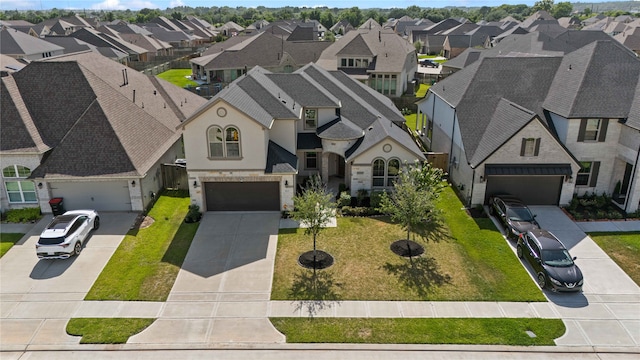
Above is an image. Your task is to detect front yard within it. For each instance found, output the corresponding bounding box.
[272,185,545,302]
[590,232,640,285]
[1,233,24,258]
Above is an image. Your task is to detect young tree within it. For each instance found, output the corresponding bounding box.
[291,175,336,265]
[379,162,446,252]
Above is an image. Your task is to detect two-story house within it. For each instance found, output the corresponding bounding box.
[416,40,640,213]
[179,63,425,212]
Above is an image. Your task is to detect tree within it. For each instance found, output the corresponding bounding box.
[533,0,554,12]
[291,175,336,266]
[552,2,573,18]
[379,162,446,254]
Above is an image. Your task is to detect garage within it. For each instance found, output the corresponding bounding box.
[484,164,571,205]
[50,181,131,211]
[205,182,280,211]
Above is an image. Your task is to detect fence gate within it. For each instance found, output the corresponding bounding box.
[162,163,188,190]
[426,152,449,171]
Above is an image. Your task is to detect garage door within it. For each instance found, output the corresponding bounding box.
[485,176,563,205]
[205,182,280,211]
[50,181,131,211]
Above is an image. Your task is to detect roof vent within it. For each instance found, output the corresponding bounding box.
[368,126,374,131]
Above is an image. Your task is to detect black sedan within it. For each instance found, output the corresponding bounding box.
[489,195,539,239]
[517,229,583,292]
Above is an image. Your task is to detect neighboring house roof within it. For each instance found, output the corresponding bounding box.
[8,23,51,37]
[0,52,206,179]
[287,26,316,41]
[438,23,479,35]
[316,28,416,74]
[0,54,27,74]
[218,21,245,32]
[359,18,381,30]
[191,31,330,71]
[143,24,192,43]
[520,10,556,29]
[424,18,463,35]
[628,79,640,130]
[614,26,640,53]
[42,36,108,56]
[330,20,354,33]
[0,27,64,58]
[543,40,640,119]
[266,140,297,174]
[557,17,581,29]
[69,27,148,56]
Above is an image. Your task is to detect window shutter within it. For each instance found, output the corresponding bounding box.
[598,119,609,142]
[534,138,541,156]
[520,138,526,156]
[589,161,600,187]
[577,119,586,142]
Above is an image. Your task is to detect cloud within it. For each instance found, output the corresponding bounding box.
[89,0,159,10]
[169,0,185,7]
[0,0,39,10]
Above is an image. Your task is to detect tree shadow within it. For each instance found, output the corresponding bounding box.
[288,269,342,318]
[383,255,452,297]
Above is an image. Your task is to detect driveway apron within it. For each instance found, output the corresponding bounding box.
[528,206,640,347]
[128,212,285,345]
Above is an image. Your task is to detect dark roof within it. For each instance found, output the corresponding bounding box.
[287,26,315,41]
[628,77,640,130]
[265,140,298,174]
[42,36,93,54]
[485,164,572,176]
[544,40,640,118]
[297,133,322,150]
[0,27,63,56]
[1,53,206,179]
[317,118,363,140]
[267,73,339,108]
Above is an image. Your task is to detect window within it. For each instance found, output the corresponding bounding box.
[208,126,241,158]
[284,65,294,73]
[304,109,317,129]
[305,152,318,169]
[520,138,540,157]
[341,58,347,67]
[3,165,37,203]
[578,118,608,142]
[339,58,370,68]
[372,158,401,188]
[576,161,600,187]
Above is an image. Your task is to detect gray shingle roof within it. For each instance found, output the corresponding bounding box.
[0,27,63,56]
[544,40,640,118]
[317,118,364,140]
[265,140,298,174]
[297,133,322,150]
[267,73,339,108]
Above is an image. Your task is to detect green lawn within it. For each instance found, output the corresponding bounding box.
[271,185,545,302]
[85,191,199,301]
[415,83,430,98]
[270,318,565,345]
[590,232,640,285]
[404,113,417,132]
[1,233,24,257]
[157,69,198,88]
[67,318,154,344]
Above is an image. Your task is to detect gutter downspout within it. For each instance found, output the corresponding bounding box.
[469,167,476,208]
[448,107,456,176]
[624,131,640,213]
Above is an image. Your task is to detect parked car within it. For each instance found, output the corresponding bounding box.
[517,229,583,292]
[420,59,439,68]
[488,195,539,239]
[35,210,100,259]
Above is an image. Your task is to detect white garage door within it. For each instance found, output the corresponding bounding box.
[50,181,131,211]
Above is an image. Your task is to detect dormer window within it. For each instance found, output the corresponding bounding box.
[304,109,317,130]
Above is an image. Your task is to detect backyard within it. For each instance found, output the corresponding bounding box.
[157,69,199,88]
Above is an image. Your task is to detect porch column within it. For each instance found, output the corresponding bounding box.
[321,152,330,184]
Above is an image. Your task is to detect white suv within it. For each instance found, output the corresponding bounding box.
[36,210,100,259]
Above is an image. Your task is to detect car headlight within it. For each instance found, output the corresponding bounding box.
[578,279,583,285]
[511,228,520,235]
[549,277,562,285]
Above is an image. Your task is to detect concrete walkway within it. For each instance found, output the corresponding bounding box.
[1,210,639,351]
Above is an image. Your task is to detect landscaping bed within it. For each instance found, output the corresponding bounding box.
[563,193,639,221]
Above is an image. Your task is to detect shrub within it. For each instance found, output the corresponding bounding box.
[3,207,41,223]
[370,190,385,209]
[595,210,608,219]
[356,189,369,206]
[338,183,347,194]
[337,191,352,207]
[341,206,375,217]
[184,204,202,223]
[608,210,623,219]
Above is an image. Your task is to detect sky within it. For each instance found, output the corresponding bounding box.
[0,0,618,11]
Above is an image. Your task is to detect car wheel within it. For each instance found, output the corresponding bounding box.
[537,273,547,289]
[516,244,523,259]
[74,242,82,256]
[93,216,100,230]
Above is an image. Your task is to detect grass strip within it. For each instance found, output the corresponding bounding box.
[85,191,198,301]
[590,232,640,285]
[157,69,198,88]
[67,318,154,344]
[1,233,24,257]
[270,318,565,345]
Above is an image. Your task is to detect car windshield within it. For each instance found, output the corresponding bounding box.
[507,207,534,222]
[542,249,574,267]
[38,237,66,245]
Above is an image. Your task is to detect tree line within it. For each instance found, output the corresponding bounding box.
[1,1,639,29]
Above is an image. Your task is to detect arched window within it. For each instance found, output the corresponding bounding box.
[387,159,400,186]
[3,165,37,203]
[372,159,386,187]
[225,126,240,158]
[207,125,241,158]
[208,126,223,157]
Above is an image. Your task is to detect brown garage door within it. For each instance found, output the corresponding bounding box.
[485,176,562,205]
[205,182,280,211]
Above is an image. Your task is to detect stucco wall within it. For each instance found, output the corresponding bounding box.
[270,119,297,154]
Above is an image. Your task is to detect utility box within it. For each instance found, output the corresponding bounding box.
[49,197,65,216]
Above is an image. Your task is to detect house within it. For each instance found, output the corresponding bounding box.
[69,27,150,62]
[416,40,640,213]
[614,26,640,55]
[330,20,354,35]
[179,63,425,212]
[0,27,64,60]
[217,21,245,37]
[316,28,418,98]
[0,52,206,213]
[190,31,331,86]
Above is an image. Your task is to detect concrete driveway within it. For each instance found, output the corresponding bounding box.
[128,212,285,345]
[0,212,138,350]
[524,206,640,347]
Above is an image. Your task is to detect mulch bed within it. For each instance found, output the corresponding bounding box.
[390,240,425,257]
[298,250,334,269]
